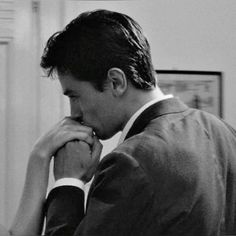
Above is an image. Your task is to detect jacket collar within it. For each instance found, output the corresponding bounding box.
[124,98,188,140]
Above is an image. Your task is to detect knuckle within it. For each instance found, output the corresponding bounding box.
[83,133,91,141]
[65,141,74,148]
[86,127,93,136]
[79,140,90,149]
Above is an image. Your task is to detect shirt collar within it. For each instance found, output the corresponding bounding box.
[118,94,173,145]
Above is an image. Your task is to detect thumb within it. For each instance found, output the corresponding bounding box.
[83,136,103,182]
[91,135,103,163]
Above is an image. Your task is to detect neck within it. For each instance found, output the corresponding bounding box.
[120,86,165,130]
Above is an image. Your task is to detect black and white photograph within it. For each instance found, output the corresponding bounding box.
[0,1,236,235]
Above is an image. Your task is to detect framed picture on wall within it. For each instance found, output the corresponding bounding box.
[156,70,223,118]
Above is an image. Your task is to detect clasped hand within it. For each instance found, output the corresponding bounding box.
[32,117,102,183]
[54,136,102,183]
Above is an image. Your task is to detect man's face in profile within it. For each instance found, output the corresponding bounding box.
[59,73,120,140]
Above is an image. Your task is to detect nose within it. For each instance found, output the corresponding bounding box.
[70,103,83,122]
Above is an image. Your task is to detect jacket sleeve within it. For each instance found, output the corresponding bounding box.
[45,186,85,236]
[44,152,154,236]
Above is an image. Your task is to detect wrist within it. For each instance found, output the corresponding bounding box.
[29,149,51,170]
[30,145,52,162]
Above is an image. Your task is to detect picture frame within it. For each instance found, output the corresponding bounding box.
[156,70,223,118]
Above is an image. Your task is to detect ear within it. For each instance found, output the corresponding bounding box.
[107,68,127,97]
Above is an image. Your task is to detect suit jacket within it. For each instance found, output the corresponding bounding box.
[45,98,236,236]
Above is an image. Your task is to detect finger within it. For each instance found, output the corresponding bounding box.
[54,142,66,158]
[84,136,102,181]
[78,140,91,153]
[52,132,93,156]
[91,136,103,163]
[63,120,94,137]
[63,131,94,146]
[64,140,80,150]
[63,117,93,132]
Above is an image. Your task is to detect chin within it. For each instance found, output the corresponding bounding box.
[94,130,112,140]
[100,132,119,141]
[96,133,109,140]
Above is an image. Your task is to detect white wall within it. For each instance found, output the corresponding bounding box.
[0,0,236,227]
[0,0,65,226]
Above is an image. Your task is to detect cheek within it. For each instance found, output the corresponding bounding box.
[82,96,110,121]
[87,103,105,123]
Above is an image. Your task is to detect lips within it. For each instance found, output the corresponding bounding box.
[81,121,96,135]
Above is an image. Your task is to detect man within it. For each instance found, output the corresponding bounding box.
[40,10,236,236]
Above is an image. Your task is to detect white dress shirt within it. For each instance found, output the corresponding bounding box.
[52,94,173,196]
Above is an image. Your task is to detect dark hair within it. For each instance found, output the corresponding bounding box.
[40,9,156,91]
